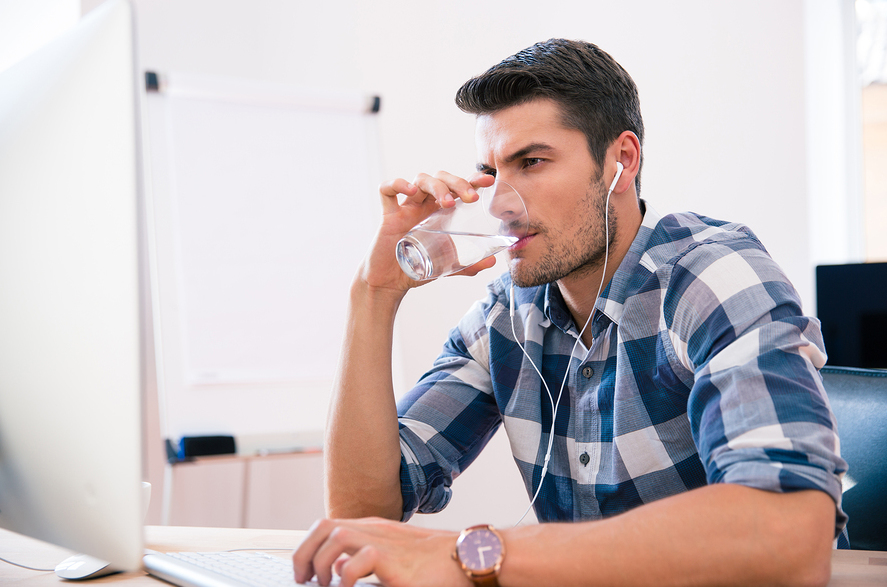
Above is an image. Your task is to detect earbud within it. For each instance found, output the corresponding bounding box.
[607,162,624,194]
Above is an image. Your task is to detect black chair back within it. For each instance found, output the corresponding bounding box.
[821,366,887,551]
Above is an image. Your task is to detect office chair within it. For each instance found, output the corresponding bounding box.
[821,366,887,551]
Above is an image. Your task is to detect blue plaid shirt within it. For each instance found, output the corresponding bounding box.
[396,202,848,537]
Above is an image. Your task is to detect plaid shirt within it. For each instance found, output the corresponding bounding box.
[397,202,848,536]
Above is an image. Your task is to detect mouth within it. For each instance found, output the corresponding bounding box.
[509,232,535,252]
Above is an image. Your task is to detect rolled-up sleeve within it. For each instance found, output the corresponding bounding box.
[396,292,503,521]
[663,238,848,535]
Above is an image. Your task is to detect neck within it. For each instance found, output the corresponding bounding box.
[557,265,614,348]
[558,200,643,347]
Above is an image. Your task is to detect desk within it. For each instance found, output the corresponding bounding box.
[2,526,886,585]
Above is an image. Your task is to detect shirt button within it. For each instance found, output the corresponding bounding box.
[579,452,590,466]
[582,366,594,378]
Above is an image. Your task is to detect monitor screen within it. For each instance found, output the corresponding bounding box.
[816,262,887,369]
[0,0,146,571]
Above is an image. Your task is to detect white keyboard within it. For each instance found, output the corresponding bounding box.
[143,550,379,587]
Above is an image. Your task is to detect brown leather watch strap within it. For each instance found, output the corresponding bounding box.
[471,573,499,587]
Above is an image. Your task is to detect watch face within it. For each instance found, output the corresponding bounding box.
[456,527,503,572]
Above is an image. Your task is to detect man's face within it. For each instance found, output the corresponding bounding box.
[475,98,613,288]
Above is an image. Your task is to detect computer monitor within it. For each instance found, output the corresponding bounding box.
[816,262,887,369]
[0,0,147,571]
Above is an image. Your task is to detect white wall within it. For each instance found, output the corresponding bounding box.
[107,0,855,372]
[78,0,858,530]
[806,0,866,271]
[0,0,78,72]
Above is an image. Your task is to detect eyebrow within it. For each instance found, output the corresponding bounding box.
[476,142,556,173]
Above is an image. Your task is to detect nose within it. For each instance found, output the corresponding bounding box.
[486,180,528,236]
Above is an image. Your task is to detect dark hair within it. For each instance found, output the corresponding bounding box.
[455,39,644,194]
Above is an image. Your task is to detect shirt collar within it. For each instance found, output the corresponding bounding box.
[542,200,662,336]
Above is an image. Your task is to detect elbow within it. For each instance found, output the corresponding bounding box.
[324,485,404,521]
[326,501,403,521]
[785,546,832,587]
[764,491,835,587]
[322,448,405,520]
[755,530,832,587]
[755,531,832,587]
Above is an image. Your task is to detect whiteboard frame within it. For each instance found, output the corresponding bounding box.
[144,71,383,450]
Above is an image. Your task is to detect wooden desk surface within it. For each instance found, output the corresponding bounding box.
[1,525,885,585]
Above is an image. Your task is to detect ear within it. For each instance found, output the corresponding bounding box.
[608,130,641,196]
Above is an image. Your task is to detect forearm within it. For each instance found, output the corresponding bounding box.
[324,278,406,520]
[499,485,835,587]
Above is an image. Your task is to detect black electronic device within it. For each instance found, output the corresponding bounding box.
[816,262,887,369]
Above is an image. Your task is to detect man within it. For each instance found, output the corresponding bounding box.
[293,39,847,587]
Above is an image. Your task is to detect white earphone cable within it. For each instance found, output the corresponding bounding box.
[511,163,622,526]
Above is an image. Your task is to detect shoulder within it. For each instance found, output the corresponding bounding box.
[644,211,763,269]
[641,213,807,371]
[638,211,792,303]
[662,216,796,308]
[619,208,765,297]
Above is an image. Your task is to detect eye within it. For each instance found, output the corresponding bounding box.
[523,158,543,168]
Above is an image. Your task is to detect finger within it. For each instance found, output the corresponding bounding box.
[408,172,459,207]
[378,178,418,214]
[310,525,364,586]
[452,254,497,277]
[335,546,378,587]
[333,555,348,578]
[292,519,330,583]
[467,171,496,188]
[431,170,482,204]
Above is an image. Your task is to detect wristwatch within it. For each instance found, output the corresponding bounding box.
[452,524,505,587]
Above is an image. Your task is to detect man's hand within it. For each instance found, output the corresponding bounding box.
[292,517,469,587]
[360,172,496,295]
[323,171,496,521]
[309,488,835,587]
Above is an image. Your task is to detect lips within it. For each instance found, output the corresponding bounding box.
[509,233,535,252]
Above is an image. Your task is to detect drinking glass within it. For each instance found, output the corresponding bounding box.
[395,180,528,281]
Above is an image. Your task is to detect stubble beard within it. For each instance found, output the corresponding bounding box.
[509,176,617,289]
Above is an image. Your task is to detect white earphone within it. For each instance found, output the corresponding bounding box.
[609,161,624,194]
[510,161,624,526]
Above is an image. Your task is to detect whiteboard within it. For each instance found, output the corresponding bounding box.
[144,72,382,449]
